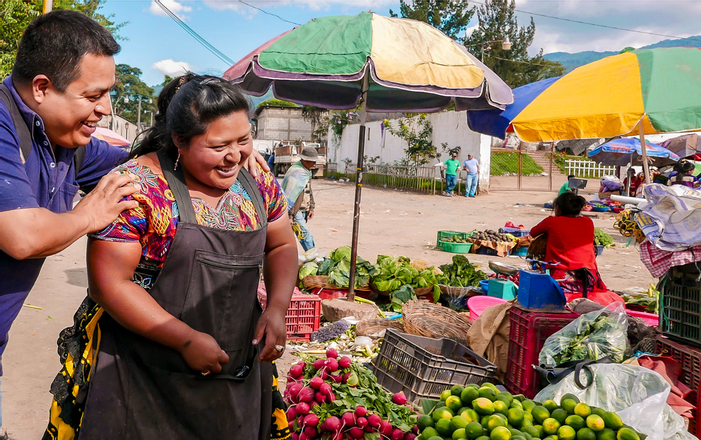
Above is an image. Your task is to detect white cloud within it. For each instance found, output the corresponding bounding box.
[149,0,192,20]
[152,59,194,77]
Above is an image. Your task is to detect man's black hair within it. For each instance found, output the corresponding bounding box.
[12,10,120,92]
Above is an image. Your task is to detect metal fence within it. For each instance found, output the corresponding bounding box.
[565,159,617,179]
[489,145,557,191]
[362,164,443,194]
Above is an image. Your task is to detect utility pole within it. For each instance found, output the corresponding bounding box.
[137,98,142,132]
[43,0,52,13]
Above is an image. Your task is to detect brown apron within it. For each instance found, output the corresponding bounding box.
[79,150,272,439]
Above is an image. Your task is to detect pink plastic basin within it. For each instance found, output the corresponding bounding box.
[468,295,508,321]
[626,309,659,327]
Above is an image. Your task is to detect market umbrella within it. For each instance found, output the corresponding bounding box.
[468,47,701,182]
[224,11,513,298]
[660,133,701,159]
[588,137,680,167]
[92,126,130,148]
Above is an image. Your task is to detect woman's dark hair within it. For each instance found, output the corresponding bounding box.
[673,160,695,174]
[13,10,120,92]
[554,192,587,216]
[130,74,250,160]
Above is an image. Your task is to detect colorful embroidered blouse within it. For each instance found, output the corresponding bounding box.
[92,158,287,268]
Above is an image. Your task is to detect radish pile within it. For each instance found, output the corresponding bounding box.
[284,348,419,440]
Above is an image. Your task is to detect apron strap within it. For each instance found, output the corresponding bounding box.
[158,148,198,224]
[237,168,268,228]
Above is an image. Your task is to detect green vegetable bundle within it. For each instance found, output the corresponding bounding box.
[370,255,439,293]
[435,255,489,288]
[314,246,376,289]
[594,227,614,247]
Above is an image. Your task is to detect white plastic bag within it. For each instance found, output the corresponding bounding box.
[534,363,695,440]
[539,302,629,366]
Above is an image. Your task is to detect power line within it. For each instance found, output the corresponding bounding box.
[467,0,701,43]
[154,0,234,66]
[237,0,301,26]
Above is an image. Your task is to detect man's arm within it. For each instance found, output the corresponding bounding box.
[0,173,139,259]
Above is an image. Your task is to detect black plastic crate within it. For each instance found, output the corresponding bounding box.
[661,265,701,347]
[373,329,497,404]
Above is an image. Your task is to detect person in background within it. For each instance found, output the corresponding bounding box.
[463,153,480,198]
[46,75,297,440]
[443,151,460,197]
[282,147,319,261]
[668,160,698,188]
[530,192,614,302]
[623,169,643,196]
[558,175,576,196]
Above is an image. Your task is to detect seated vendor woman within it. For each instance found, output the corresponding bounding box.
[530,192,608,298]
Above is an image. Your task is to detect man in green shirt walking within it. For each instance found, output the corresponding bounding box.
[444,152,460,196]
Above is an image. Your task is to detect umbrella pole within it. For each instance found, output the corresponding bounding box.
[347,68,370,302]
[639,123,651,184]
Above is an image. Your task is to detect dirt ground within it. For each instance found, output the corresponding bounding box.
[3,179,655,439]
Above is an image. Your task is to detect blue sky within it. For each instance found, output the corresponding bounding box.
[100,0,701,87]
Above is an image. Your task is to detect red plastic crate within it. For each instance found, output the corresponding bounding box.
[285,293,322,341]
[655,335,701,436]
[505,305,579,398]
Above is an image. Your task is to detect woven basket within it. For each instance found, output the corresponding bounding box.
[356,318,404,337]
[527,233,548,260]
[301,275,371,292]
[402,300,472,344]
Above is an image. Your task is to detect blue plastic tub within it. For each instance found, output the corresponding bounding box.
[517,270,566,310]
[479,280,490,295]
[499,227,531,237]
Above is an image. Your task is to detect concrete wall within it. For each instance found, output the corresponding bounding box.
[98,115,139,143]
[329,110,492,189]
[256,107,313,141]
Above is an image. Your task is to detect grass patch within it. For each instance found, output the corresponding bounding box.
[491,152,544,176]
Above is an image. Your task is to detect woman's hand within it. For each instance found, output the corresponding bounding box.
[242,149,270,177]
[178,329,230,374]
[252,307,287,362]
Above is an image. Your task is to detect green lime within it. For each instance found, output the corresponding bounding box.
[564,415,585,431]
[461,387,481,407]
[507,408,525,427]
[436,418,455,437]
[557,425,576,440]
[542,418,561,435]
[452,384,466,396]
[573,403,591,418]
[543,400,560,414]
[490,426,512,440]
[418,414,434,431]
[577,427,596,440]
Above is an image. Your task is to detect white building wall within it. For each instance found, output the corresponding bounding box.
[329,110,492,189]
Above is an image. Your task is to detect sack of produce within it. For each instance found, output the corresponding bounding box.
[538,302,629,367]
[535,363,695,440]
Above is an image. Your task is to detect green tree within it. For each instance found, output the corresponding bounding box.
[389,0,475,41]
[112,64,156,125]
[301,106,329,142]
[384,114,436,166]
[465,0,565,88]
[0,0,127,79]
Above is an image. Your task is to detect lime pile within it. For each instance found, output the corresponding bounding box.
[417,383,642,440]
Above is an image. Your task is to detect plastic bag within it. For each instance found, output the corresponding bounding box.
[539,302,629,367]
[534,363,694,440]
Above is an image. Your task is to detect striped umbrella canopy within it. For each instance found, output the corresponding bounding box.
[223,12,513,112]
[92,126,130,148]
[588,137,680,166]
[224,12,513,299]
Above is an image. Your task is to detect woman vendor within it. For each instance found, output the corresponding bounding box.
[46,75,298,439]
[530,192,613,302]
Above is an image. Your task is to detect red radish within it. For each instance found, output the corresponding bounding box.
[315,392,327,404]
[412,425,419,433]
[341,412,356,427]
[309,376,324,390]
[309,401,319,410]
[367,414,381,428]
[354,406,367,418]
[325,416,341,432]
[290,433,298,440]
[379,421,393,436]
[325,358,339,372]
[298,433,307,440]
[392,392,407,405]
[319,383,333,396]
[404,433,417,440]
[286,406,297,420]
[321,370,329,380]
[364,425,376,433]
[288,421,295,431]
[303,413,319,427]
[391,428,405,440]
[298,387,315,403]
[295,402,310,416]
[338,356,352,369]
[313,359,325,370]
[355,417,368,429]
[348,427,365,439]
[326,348,338,358]
[289,364,304,379]
[328,392,336,402]
[286,383,303,402]
[296,361,306,368]
[330,372,343,383]
[303,426,317,438]
[329,432,342,440]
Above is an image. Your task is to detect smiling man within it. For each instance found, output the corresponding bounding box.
[0,11,139,436]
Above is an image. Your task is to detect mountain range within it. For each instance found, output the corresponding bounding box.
[543,35,701,72]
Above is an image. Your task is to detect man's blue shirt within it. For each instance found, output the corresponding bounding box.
[0,76,128,371]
